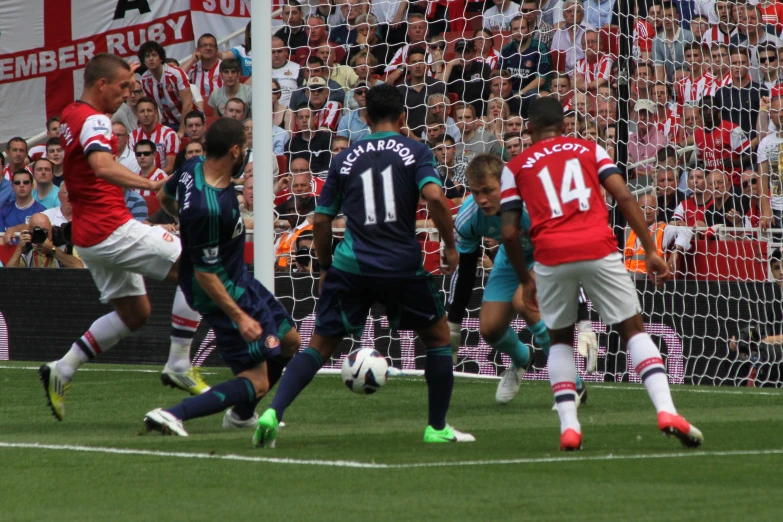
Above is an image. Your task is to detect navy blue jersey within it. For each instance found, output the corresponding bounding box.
[164,157,250,314]
[315,131,442,277]
[499,40,551,93]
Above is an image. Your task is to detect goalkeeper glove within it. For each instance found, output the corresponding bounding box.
[577,320,598,374]
[448,321,461,365]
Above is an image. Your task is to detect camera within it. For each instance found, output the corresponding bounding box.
[30,226,48,245]
[735,325,761,356]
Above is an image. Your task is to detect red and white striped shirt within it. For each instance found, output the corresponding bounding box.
[476,48,501,71]
[716,72,732,89]
[633,19,655,60]
[702,26,733,47]
[187,60,223,100]
[130,123,180,171]
[313,101,342,132]
[384,44,433,74]
[2,163,32,181]
[137,167,168,197]
[574,56,613,84]
[657,107,681,143]
[140,64,191,128]
[676,71,716,106]
[28,144,47,161]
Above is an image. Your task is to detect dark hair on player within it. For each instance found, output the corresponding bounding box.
[134,139,156,153]
[136,96,158,111]
[46,137,61,149]
[528,97,565,133]
[204,118,246,159]
[465,153,505,183]
[83,53,131,88]
[13,169,33,183]
[220,58,240,73]
[6,137,27,151]
[33,157,54,171]
[185,110,206,124]
[197,33,218,47]
[365,84,405,125]
[138,41,166,64]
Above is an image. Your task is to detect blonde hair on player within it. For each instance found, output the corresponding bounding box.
[465,153,505,184]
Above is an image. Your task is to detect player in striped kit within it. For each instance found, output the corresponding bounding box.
[448,154,594,405]
[138,41,194,139]
[500,97,703,451]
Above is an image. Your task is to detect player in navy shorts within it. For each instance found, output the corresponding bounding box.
[253,84,476,447]
[143,118,301,436]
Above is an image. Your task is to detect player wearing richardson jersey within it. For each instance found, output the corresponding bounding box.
[39,54,209,423]
[138,41,193,138]
[254,84,475,448]
[144,119,301,437]
[448,154,595,405]
[500,97,703,451]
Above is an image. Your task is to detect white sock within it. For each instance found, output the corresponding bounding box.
[549,343,581,434]
[56,312,131,381]
[628,333,676,414]
[167,286,201,373]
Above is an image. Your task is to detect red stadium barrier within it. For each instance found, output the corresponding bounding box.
[0,244,15,265]
[686,240,768,281]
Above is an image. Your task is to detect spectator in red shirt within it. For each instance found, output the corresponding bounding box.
[3,138,28,181]
[574,29,613,96]
[305,77,342,132]
[131,97,180,174]
[672,168,714,233]
[180,33,223,100]
[133,140,167,197]
[695,96,753,185]
[138,41,193,138]
[293,15,346,66]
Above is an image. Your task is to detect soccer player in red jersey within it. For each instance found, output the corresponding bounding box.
[39,54,208,422]
[499,97,703,451]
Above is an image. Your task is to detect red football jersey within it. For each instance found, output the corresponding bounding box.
[500,136,620,266]
[59,101,133,247]
[693,121,750,180]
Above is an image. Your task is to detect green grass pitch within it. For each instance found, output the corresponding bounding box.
[1,361,782,521]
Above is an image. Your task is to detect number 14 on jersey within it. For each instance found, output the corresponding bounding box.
[537,158,592,218]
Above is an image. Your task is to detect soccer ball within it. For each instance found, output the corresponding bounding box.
[341,348,389,394]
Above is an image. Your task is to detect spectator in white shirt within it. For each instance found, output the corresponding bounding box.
[113,122,140,175]
[484,0,522,31]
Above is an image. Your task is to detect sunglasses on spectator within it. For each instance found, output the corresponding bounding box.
[760,56,778,63]
[429,44,445,50]
[13,180,31,185]
[355,88,368,95]
[135,151,154,157]
[272,89,281,95]
[521,8,538,13]
[743,178,758,189]
[199,43,217,49]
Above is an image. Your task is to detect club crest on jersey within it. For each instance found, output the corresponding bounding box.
[232,215,245,239]
[202,247,219,265]
[162,232,174,242]
[265,336,280,349]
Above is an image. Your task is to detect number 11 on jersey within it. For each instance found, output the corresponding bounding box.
[359,166,397,225]
[537,158,592,219]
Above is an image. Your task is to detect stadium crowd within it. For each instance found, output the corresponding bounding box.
[0,0,782,278]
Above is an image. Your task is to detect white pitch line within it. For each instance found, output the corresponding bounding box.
[0,365,218,375]
[1,442,782,469]
[588,385,783,397]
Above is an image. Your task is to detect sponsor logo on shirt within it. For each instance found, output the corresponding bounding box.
[202,246,219,264]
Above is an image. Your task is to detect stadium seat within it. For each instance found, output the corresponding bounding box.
[420,240,442,274]
[203,103,214,117]
[447,93,459,107]
[144,194,162,216]
[205,116,219,129]
[239,75,250,84]
[550,50,568,73]
[276,155,288,175]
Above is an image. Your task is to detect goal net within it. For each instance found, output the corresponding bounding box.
[263,0,783,387]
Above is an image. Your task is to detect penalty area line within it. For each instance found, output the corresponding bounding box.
[1,442,782,469]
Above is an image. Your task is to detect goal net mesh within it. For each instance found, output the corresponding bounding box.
[266,0,783,387]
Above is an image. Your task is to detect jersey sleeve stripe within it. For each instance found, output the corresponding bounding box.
[315,203,340,216]
[417,176,443,190]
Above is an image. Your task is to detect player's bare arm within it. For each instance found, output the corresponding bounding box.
[312,212,334,293]
[194,270,262,342]
[88,150,160,192]
[158,188,179,218]
[602,173,671,284]
[420,182,457,274]
[500,209,537,311]
[177,87,194,139]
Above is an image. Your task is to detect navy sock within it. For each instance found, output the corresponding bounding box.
[270,348,323,421]
[166,377,255,421]
[231,356,290,420]
[425,346,454,431]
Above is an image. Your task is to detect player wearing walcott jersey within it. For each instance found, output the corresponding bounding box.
[500,97,703,451]
[254,84,475,448]
[144,119,301,437]
[39,54,210,423]
[448,154,595,405]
